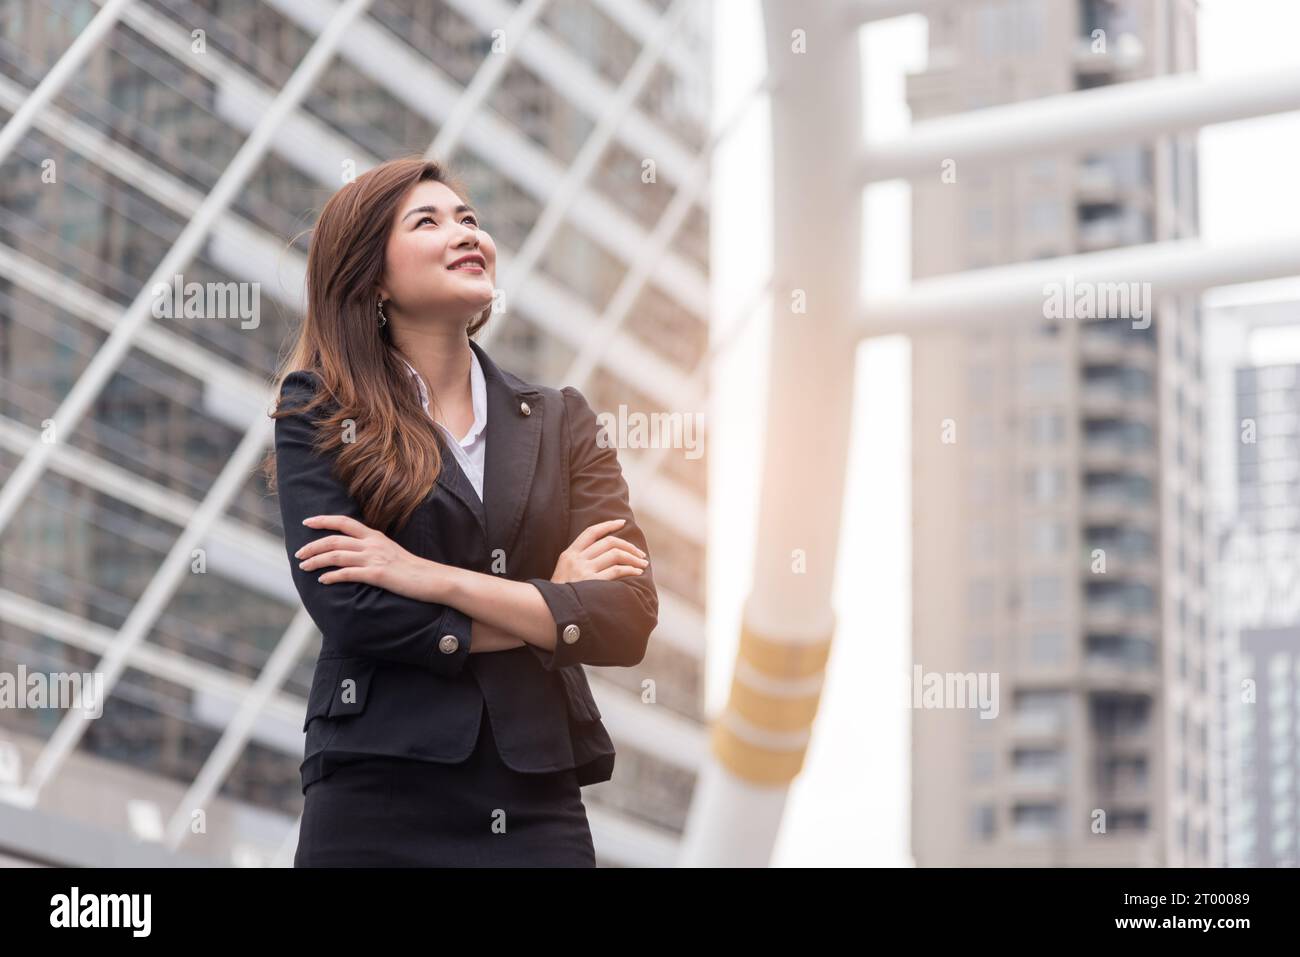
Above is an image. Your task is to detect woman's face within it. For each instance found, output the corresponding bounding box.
[378,179,496,325]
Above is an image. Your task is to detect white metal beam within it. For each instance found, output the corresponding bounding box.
[0,235,707,545]
[441,0,703,188]
[842,0,957,26]
[858,234,1300,335]
[591,0,710,88]
[481,0,693,350]
[861,64,1300,182]
[19,411,275,803]
[425,0,552,162]
[165,611,316,849]
[0,0,371,540]
[0,73,706,437]
[1,0,375,804]
[563,74,769,388]
[0,7,712,538]
[260,0,710,318]
[0,589,306,737]
[0,0,134,164]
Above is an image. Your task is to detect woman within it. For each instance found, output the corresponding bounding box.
[264,157,658,867]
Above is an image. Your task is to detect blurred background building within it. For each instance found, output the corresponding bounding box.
[907,0,1212,865]
[1206,298,1300,868]
[0,0,711,866]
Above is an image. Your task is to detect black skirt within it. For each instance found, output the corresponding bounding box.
[294,700,596,867]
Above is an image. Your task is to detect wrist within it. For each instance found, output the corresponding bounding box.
[420,558,457,605]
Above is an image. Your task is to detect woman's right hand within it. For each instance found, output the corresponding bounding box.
[551,519,648,584]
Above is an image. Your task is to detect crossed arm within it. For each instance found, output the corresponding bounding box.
[274,372,658,674]
[295,514,646,655]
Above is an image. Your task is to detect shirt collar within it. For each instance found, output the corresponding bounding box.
[399,347,488,447]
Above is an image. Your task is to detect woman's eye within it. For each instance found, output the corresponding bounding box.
[463,216,478,227]
[417,215,435,227]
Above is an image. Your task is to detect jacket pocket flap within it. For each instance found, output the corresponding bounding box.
[327,657,377,718]
[303,658,342,731]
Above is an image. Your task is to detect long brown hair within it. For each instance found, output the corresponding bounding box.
[262,157,491,533]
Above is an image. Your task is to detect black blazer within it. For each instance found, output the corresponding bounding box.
[274,338,658,792]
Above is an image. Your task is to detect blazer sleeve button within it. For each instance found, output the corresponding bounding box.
[438,634,460,654]
[562,623,581,644]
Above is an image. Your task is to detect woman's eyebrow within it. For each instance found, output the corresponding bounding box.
[402,203,478,222]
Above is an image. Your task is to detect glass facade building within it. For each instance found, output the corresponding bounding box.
[0,0,711,867]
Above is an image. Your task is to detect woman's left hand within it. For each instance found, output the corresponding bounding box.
[296,514,441,602]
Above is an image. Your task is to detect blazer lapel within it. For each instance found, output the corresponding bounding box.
[444,338,542,562]
[433,430,487,537]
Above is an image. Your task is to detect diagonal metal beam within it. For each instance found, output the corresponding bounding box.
[18,409,274,803]
[620,276,772,495]
[0,0,134,165]
[479,0,693,350]
[258,0,709,317]
[0,0,374,804]
[425,0,553,162]
[165,611,316,850]
[0,0,372,539]
[440,0,701,185]
[563,74,771,390]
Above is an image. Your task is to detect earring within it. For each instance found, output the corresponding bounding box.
[377,298,388,327]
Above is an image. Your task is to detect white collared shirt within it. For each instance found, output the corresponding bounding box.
[400,348,488,502]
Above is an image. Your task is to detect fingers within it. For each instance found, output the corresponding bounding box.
[594,564,644,581]
[570,518,625,552]
[302,514,372,538]
[583,534,646,560]
[299,549,368,572]
[294,535,365,560]
[319,565,372,585]
[589,547,649,573]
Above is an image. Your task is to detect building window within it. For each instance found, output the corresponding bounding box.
[1028,575,1064,611]
[1028,629,1066,665]
[1026,409,1066,445]
[1029,520,1066,555]
[1025,466,1067,503]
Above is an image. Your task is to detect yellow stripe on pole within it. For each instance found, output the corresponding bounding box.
[738,621,832,678]
[710,721,808,786]
[709,621,836,783]
[727,674,822,732]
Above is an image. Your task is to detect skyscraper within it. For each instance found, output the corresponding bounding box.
[907,0,1208,866]
[1206,298,1300,868]
[0,0,711,867]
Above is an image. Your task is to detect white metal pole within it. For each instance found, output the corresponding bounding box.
[679,0,862,868]
[862,65,1300,182]
[858,234,1300,335]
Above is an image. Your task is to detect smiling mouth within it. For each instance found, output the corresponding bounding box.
[448,258,486,272]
